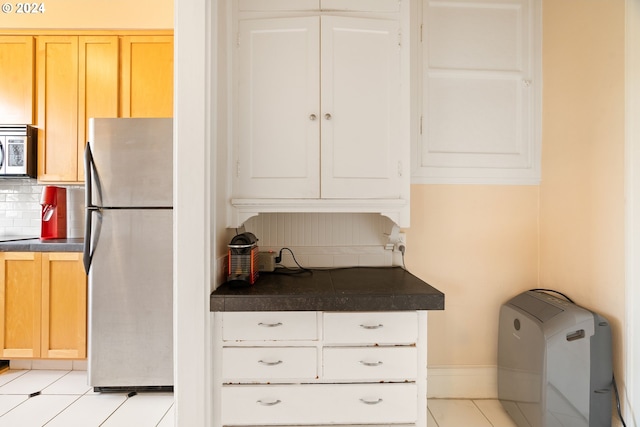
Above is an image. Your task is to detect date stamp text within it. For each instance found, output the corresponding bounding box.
[2,3,46,14]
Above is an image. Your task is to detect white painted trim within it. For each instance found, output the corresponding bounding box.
[625,0,640,425]
[174,0,214,426]
[427,365,497,399]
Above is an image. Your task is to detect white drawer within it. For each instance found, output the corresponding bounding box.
[223,311,317,341]
[323,312,417,344]
[323,347,417,380]
[223,347,317,381]
[221,383,417,425]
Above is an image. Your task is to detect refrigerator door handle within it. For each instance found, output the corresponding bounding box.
[83,143,103,274]
[83,207,102,274]
[84,142,103,209]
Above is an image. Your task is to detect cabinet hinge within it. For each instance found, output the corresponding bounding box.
[236,160,240,177]
[420,115,423,135]
[236,32,240,48]
[398,161,403,177]
[420,24,423,43]
[398,29,402,47]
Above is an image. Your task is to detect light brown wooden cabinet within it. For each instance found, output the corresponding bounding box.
[120,35,174,118]
[0,36,35,125]
[0,252,87,359]
[1,31,173,183]
[35,33,173,183]
[36,35,119,183]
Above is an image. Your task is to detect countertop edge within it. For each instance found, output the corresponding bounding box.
[210,267,445,312]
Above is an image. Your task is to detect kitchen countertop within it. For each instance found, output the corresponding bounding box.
[210,266,444,312]
[0,238,84,252]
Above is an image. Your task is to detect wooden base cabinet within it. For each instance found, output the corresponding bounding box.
[0,252,87,359]
[212,311,428,427]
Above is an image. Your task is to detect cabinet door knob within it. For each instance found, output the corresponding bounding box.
[309,114,317,121]
[324,113,332,120]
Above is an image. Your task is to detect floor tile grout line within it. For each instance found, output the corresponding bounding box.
[41,393,85,426]
[0,369,30,391]
[98,390,137,427]
[155,402,175,427]
[0,394,28,418]
[427,406,440,427]
[471,399,496,427]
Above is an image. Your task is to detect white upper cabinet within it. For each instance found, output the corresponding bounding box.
[320,16,402,199]
[413,0,541,184]
[230,0,410,227]
[235,16,321,199]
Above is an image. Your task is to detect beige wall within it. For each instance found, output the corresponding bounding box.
[540,0,626,375]
[408,0,627,403]
[407,185,539,366]
[0,0,173,29]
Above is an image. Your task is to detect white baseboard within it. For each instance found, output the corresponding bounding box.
[9,359,87,371]
[428,365,498,399]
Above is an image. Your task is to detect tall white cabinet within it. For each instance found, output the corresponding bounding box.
[229,0,411,227]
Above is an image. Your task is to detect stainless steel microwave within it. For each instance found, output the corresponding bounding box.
[0,125,37,177]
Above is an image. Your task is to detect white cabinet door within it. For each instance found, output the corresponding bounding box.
[235,17,320,199]
[320,16,402,199]
[234,15,403,200]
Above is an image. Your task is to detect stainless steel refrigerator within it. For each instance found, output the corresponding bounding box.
[83,118,173,391]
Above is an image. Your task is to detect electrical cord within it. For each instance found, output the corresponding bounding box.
[273,247,313,274]
[613,374,627,427]
[397,243,406,269]
[528,288,575,304]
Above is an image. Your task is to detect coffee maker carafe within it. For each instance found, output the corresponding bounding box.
[40,186,67,240]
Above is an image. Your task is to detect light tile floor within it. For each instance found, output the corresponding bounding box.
[0,369,517,427]
[0,370,173,426]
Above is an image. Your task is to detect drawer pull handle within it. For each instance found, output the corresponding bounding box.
[360,323,384,330]
[257,399,282,406]
[258,359,283,366]
[258,322,283,328]
[360,360,383,367]
[360,398,383,405]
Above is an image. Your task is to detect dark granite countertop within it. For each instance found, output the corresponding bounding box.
[210,267,445,312]
[0,238,84,252]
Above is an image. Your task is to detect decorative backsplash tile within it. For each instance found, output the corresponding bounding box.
[0,179,42,236]
[0,179,84,237]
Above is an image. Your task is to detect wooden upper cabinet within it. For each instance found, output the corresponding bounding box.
[0,252,42,359]
[77,36,119,182]
[31,31,171,183]
[0,36,35,125]
[37,36,79,182]
[37,35,118,183]
[120,36,174,118]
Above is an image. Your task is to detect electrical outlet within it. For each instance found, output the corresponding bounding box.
[395,232,406,253]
